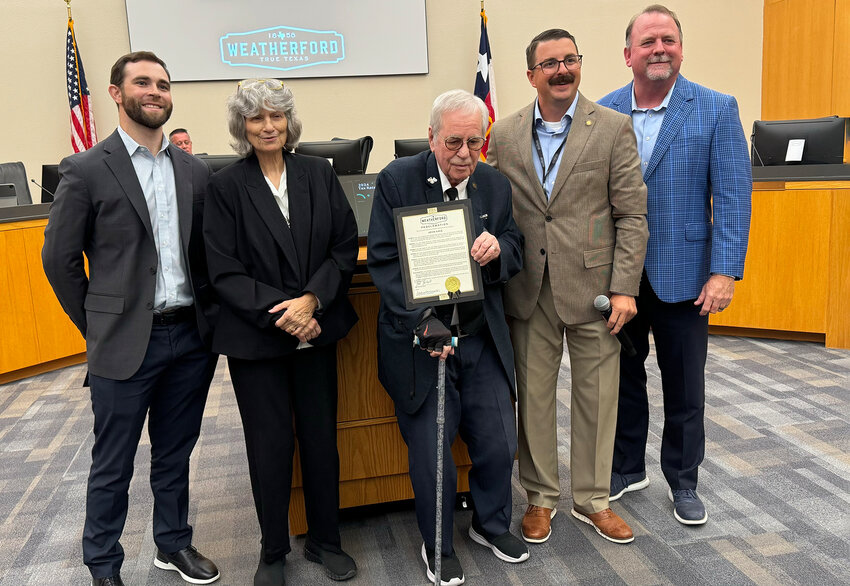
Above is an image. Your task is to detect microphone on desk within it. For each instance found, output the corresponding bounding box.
[30,179,56,201]
[750,131,765,167]
[593,295,637,357]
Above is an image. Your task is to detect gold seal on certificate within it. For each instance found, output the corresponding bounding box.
[445,276,461,294]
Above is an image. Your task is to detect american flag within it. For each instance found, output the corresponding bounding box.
[473,5,497,162]
[66,18,97,152]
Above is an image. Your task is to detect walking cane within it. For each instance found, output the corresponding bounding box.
[415,284,460,586]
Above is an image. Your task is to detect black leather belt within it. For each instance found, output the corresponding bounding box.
[152,305,195,325]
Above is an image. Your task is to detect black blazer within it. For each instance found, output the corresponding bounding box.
[366,151,524,414]
[203,151,358,359]
[42,130,215,380]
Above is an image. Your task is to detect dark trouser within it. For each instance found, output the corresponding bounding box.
[395,330,517,555]
[227,343,341,564]
[84,322,217,579]
[615,273,708,490]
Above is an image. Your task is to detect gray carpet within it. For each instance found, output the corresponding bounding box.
[0,335,848,585]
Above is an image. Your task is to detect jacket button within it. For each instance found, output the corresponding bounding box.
[146,302,153,310]
[409,391,415,399]
[545,215,552,222]
[540,248,546,255]
[150,267,157,275]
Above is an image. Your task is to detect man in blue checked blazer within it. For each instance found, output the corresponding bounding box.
[598,4,751,526]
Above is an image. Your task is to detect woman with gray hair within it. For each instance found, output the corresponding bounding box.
[203,79,359,585]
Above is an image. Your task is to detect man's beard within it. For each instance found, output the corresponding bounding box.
[646,56,673,81]
[122,93,173,129]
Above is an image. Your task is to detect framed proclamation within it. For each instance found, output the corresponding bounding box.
[393,199,484,310]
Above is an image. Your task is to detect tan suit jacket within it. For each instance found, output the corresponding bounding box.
[488,94,648,324]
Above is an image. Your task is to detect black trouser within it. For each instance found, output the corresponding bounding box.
[614,274,708,490]
[85,321,217,579]
[228,343,341,563]
[395,331,517,555]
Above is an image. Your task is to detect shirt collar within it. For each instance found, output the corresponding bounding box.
[533,95,578,131]
[631,79,676,113]
[117,126,171,157]
[437,164,469,195]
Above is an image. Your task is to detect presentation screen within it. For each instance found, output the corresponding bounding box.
[125,0,428,82]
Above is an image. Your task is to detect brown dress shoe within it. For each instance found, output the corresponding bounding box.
[521,504,557,543]
[571,507,634,544]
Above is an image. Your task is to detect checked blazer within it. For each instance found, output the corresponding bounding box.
[598,76,752,303]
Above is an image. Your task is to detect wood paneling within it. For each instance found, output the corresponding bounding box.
[832,0,850,116]
[711,190,830,332]
[826,191,850,347]
[0,227,40,373]
[21,227,85,362]
[0,218,85,379]
[762,0,835,119]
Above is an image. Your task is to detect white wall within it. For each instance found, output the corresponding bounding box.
[3,0,763,200]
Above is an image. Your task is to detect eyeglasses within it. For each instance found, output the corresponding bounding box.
[237,79,286,92]
[438,134,486,151]
[531,55,583,74]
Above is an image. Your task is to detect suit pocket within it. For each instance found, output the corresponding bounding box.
[572,159,606,173]
[583,246,615,268]
[685,222,711,241]
[84,293,125,314]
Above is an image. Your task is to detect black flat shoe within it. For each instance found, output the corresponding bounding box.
[304,539,357,581]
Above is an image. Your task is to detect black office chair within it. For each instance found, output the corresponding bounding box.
[393,138,431,159]
[0,162,32,205]
[332,136,374,173]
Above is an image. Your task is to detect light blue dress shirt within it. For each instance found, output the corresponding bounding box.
[532,95,578,199]
[117,127,192,311]
[630,81,676,176]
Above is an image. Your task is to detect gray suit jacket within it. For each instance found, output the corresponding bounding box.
[487,94,648,324]
[42,130,214,380]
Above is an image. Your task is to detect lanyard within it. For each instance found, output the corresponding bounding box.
[532,124,568,195]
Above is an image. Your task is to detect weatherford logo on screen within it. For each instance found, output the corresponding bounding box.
[220,26,345,72]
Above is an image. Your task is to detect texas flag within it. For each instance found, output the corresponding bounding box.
[474,6,497,162]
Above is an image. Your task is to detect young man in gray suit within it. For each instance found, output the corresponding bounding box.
[42,52,219,586]
[487,29,648,545]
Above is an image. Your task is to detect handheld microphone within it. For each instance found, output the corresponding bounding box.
[30,178,56,201]
[593,295,637,357]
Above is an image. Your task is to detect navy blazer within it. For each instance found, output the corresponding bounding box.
[598,76,752,303]
[367,151,523,414]
[203,151,358,359]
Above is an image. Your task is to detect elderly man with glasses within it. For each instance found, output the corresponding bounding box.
[487,28,648,546]
[368,89,526,585]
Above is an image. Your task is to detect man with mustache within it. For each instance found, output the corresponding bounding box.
[487,29,648,544]
[598,5,751,525]
[43,51,220,585]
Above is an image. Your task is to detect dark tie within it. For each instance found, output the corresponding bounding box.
[436,185,484,336]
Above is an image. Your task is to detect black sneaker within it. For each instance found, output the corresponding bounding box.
[609,471,650,502]
[421,542,464,586]
[304,538,357,581]
[668,488,708,525]
[254,557,285,586]
[468,522,529,563]
[154,545,220,584]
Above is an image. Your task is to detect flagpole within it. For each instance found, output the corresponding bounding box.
[66,0,72,19]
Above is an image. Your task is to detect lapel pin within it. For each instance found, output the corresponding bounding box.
[586,120,593,126]
[427,177,438,185]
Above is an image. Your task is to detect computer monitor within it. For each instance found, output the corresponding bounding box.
[336,173,377,237]
[394,138,431,159]
[751,116,847,166]
[195,154,241,173]
[41,164,60,202]
[296,139,364,175]
[0,184,17,207]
